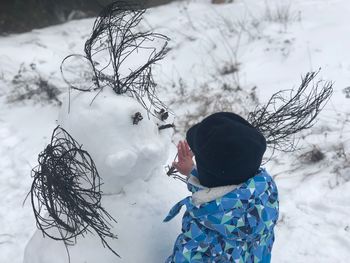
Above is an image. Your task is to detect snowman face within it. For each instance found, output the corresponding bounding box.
[58,88,171,194]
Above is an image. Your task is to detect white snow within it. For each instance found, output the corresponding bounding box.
[0,0,349,262]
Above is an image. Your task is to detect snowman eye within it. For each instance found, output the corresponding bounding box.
[132,112,143,125]
[154,108,169,121]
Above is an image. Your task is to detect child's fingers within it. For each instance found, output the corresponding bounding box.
[184,141,193,157]
[172,161,179,170]
[177,142,184,161]
[177,140,193,162]
[179,141,187,159]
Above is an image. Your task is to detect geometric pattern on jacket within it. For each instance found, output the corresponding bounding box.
[164,168,279,263]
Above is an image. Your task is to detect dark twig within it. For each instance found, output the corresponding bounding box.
[165,153,187,183]
[25,126,119,260]
[248,70,333,152]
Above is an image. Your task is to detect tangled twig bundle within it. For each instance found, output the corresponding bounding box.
[248,70,333,152]
[28,126,119,259]
[61,0,170,119]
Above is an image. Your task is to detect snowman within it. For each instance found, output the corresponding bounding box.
[23,2,185,262]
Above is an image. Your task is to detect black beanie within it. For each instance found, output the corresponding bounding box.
[186,112,266,188]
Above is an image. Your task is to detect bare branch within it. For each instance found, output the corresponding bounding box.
[248,70,333,152]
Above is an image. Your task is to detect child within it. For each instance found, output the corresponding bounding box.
[164,112,279,263]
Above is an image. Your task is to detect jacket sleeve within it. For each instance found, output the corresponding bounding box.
[186,167,204,193]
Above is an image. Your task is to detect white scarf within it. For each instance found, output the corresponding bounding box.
[188,175,241,206]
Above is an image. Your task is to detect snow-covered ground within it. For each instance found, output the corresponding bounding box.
[0,0,349,262]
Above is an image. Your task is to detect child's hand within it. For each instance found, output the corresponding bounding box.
[173,140,194,177]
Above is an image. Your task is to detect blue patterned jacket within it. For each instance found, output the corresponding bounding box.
[164,168,279,263]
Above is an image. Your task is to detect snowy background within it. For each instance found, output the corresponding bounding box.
[0,0,350,262]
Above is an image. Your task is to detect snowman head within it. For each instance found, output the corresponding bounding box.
[58,88,171,194]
